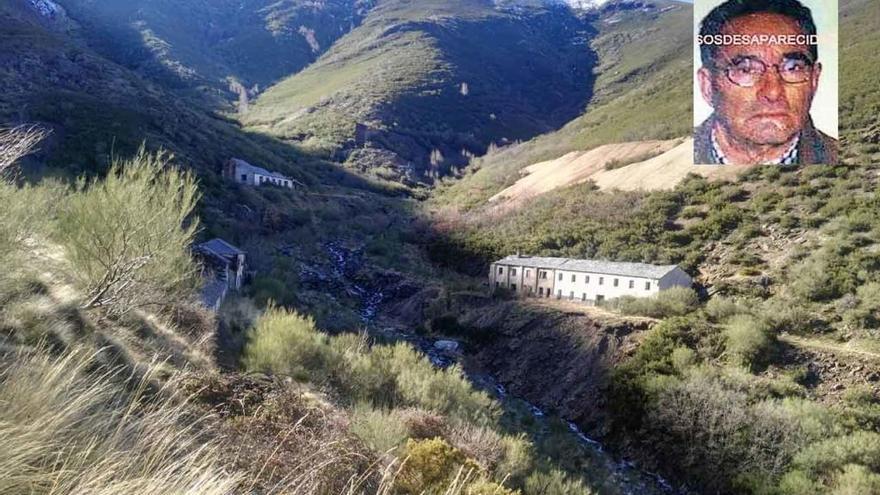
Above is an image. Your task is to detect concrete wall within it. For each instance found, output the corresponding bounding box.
[490,263,692,303]
[553,271,659,302]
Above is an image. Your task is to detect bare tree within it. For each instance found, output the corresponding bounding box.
[0,124,48,178]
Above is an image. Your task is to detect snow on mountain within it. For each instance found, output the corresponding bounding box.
[558,0,614,8]
[28,0,65,18]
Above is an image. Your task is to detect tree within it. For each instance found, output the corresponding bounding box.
[0,124,47,178]
[55,146,201,314]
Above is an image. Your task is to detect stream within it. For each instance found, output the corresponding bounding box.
[324,242,683,495]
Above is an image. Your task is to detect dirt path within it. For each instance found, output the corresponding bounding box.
[779,333,880,362]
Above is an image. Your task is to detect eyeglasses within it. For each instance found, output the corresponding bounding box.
[715,56,815,88]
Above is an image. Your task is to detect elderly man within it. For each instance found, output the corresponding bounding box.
[695,0,837,165]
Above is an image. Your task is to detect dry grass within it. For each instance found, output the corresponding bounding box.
[0,346,240,495]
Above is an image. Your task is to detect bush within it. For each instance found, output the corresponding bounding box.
[724,314,775,369]
[396,437,479,495]
[612,287,699,318]
[241,305,336,381]
[350,404,409,454]
[793,432,880,477]
[523,469,594,495]
[704,296,748,323]
[831,464,880,495]
[54,147,200,314]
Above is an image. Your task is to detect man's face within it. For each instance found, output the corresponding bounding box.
[698,12,821,146]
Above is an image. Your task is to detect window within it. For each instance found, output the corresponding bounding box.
[614,278,619,287]
[495,282,499,288]
[511,284,517,291]
[557,290,562,298]
[585,275,590,284]
[569,291,574,300]
[645,282,651,290]
[629,280,634,289]
[528,287,533,293]
[541,271,548,280]
[539,287,544,296]
[599,277,604,285]
[596,295,605,303]
[525,269,531,278]
[558,273,563,281]
[582,293,586,301]
[498,267,503,275]
[240,174,247,181]
[511,268,517,277]
[571,274,576,282]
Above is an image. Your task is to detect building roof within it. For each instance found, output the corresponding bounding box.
[230,157,290,181]
[196,238,244,260]
[493,255,682,280]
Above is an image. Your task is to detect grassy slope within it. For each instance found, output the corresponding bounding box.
[839,0,880,159]
[56,0,372,94]
[420,1,880,492]
[431,1,692,210]
[0,1,443,332]
[243,0,595,178]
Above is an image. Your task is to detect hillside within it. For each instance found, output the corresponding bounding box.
[4,0,880,493]
[432,0,693,209]
[243,0,596,183]
[54,0,374,102]
[412,0,880,493]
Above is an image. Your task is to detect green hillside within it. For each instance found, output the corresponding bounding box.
[56,0,373,99]
[243,0,596,182]
[432,0,692,209]
[416,1,880,493]
[840,0,880,160]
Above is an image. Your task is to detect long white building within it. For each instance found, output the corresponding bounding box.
[489,254,692,304]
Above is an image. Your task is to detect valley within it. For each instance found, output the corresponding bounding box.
[2,0,880,494]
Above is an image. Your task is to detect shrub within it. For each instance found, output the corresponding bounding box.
[843,282,880,330]
[792,432,880,477]
[523,469,594,495]
[831,464,880,495]
[389,343,498,423]
[350,404,409,454]
[54,147,200,314]
[495,434,534,487]
[671,346,697,373]
[612,287,699,318]
[724,314,775,369]
[396,437,479,495]
[241,305,336,381]
[704,296,748,323]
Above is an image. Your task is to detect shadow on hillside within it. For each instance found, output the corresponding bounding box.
[339,6,599,179]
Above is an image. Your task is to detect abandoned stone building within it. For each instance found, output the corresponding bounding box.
[223,157,299,189]
[194,238,246,311]
[489,254,692,304]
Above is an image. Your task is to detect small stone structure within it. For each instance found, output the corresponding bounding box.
[223,157,300,189]
[194,238,246,311]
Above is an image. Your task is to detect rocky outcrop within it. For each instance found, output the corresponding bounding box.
[459,301,651,435]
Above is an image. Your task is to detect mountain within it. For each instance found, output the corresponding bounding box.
[242,0,597,183]
[432,0,691,209]
[51,0,375,102]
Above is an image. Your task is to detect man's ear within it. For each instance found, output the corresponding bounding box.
[698,67,715,108]
[811,61,822,93]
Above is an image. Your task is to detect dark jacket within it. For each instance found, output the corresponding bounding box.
[694,116,839,165]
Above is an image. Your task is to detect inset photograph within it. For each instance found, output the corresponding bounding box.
[694,0,838,165]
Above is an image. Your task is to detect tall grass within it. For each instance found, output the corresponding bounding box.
[0,346,240,494]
